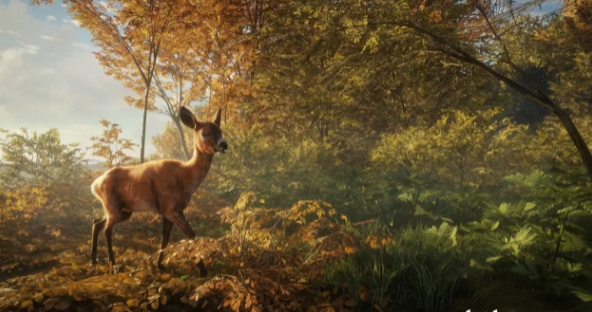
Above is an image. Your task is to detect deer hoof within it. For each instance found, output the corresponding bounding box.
[196,260,208,277]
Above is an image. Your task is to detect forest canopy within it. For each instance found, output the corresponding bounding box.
[1,0,592,311]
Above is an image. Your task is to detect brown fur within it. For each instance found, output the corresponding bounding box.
[90,107,227,273]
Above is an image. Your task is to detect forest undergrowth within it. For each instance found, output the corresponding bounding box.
[0,186,588,312]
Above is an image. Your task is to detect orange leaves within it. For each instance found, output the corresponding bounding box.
[219,192,359,268]
[365,235,395,250]
[189,275,261,312]
[428,10,442,23]
[0,187,376,312]
[344,246,356,255]
[99,119,110,128]
[20,299,33,311]
[89,119,137,168]
[286,200,340,224]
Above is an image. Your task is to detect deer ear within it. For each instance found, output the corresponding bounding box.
[213,109,222,127]
[180,106,200,129]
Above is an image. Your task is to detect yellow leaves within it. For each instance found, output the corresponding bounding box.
[78,244,90,254]
[43,298,56,310]
[231,298,241,312]
[279,285,290,296]
[160,273,171,281]
[111,304,132,312]
[20,299,33,309]
[160,293,169,305]
[370,107,554,186]
[362,36,379,54]
[150,296,160,310]
[245,293,253,309]
[99,119,111,128]
[24,244,35,252]
[365,235,394,250]
[3,186,48,227]
[33,293,44,303]
[73,292,85,302]
[344,246,356,255]
[0,185,367,312]
[54,299,72,310]
[89,119,137,168]
[50,228,61,238]
[358,285,371,303]
[428,10,442,23]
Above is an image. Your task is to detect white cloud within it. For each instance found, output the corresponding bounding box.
[46,15,56,21]
[0,0,170,159]
[15,41,40,53]
[39,35,58,41]
[0,29,21,38]
[0,105,12,120]
[72,42,92,50]
[62,18,81,28]
[0,45,39,73]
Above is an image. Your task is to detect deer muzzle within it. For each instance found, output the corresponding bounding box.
[216,138,228,153]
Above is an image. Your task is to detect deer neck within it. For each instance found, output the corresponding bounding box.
[183,143,214,192]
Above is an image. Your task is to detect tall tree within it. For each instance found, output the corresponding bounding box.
[54,0,191,163]
[0,128,86,190]
[248,0,592,182]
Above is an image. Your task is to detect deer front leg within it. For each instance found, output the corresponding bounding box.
[157,217,174,271]
[166,211,207,276]
[167,211,196,239]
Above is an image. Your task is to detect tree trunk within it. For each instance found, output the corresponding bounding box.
[174,116,191,160]
[177,76,191,160]
[140,82,151,164]
[140,36,160,164]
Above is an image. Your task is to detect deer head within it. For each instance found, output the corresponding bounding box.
[179,106,228,154]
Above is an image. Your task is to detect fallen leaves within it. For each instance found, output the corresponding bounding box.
[0,195,367,312]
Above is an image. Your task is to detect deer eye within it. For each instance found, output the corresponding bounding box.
[201,132,209,139]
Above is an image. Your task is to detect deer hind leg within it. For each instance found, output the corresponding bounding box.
[90,217,107,264]
[103,210,132,265]
[156,217,173,270]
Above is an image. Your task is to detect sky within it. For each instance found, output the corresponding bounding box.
[0,0,562,163]
[0,0,171,162]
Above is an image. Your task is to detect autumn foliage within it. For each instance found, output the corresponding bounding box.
[3,0,592,311]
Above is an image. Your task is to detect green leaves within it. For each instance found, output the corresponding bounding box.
[503,170,550,188]
[511,258,540,280]
[426,222,458,247]
[0,128,86,190]
[502,227,537,256]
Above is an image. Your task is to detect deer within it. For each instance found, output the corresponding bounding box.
[89,106,228,274]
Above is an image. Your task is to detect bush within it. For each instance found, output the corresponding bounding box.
[324,222,491,312]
